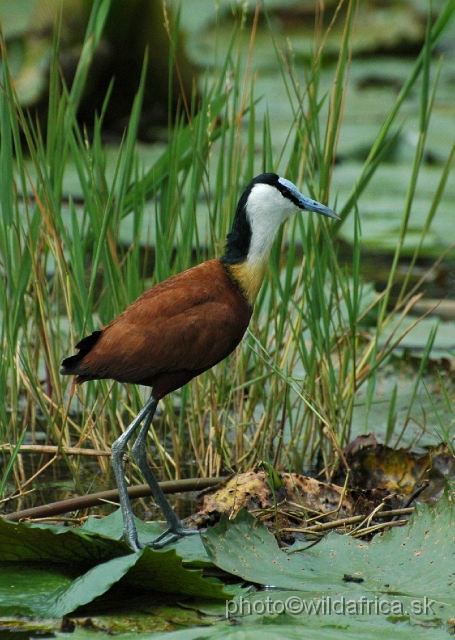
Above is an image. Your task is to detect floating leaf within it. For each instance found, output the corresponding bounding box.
[203,485,455,626]
[0,511,229,617]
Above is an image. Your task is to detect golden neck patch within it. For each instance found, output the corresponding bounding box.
[226,258,268,306]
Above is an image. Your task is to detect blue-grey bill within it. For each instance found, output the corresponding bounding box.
[301,197,341,220]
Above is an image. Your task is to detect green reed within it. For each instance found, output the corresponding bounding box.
[0,0,454,505]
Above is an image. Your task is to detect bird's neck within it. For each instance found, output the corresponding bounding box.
[223,256,269,306]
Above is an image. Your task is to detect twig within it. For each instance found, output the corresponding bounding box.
[350,519,408,537]
[3,476,225,522]
[281,506,415,535]
[0,444,110,457]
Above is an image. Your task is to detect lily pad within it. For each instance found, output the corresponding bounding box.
[203,487,455,623]
[0,512,228,617]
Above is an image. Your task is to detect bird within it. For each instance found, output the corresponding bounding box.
[60,172,340,552]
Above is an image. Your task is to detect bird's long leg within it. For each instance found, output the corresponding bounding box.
[111,395,158,551]
[132,396,199,548]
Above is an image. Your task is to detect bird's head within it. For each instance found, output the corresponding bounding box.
[222,173,340,267]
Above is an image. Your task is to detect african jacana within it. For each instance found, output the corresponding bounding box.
[61,173,340,551]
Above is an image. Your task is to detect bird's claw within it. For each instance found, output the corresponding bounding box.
[124,525,199,552]
[147,525,199,549]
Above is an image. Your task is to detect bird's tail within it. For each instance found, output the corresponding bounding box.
[60,331,102,377]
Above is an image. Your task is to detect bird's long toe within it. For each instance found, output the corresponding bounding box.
[147,525,200,549]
